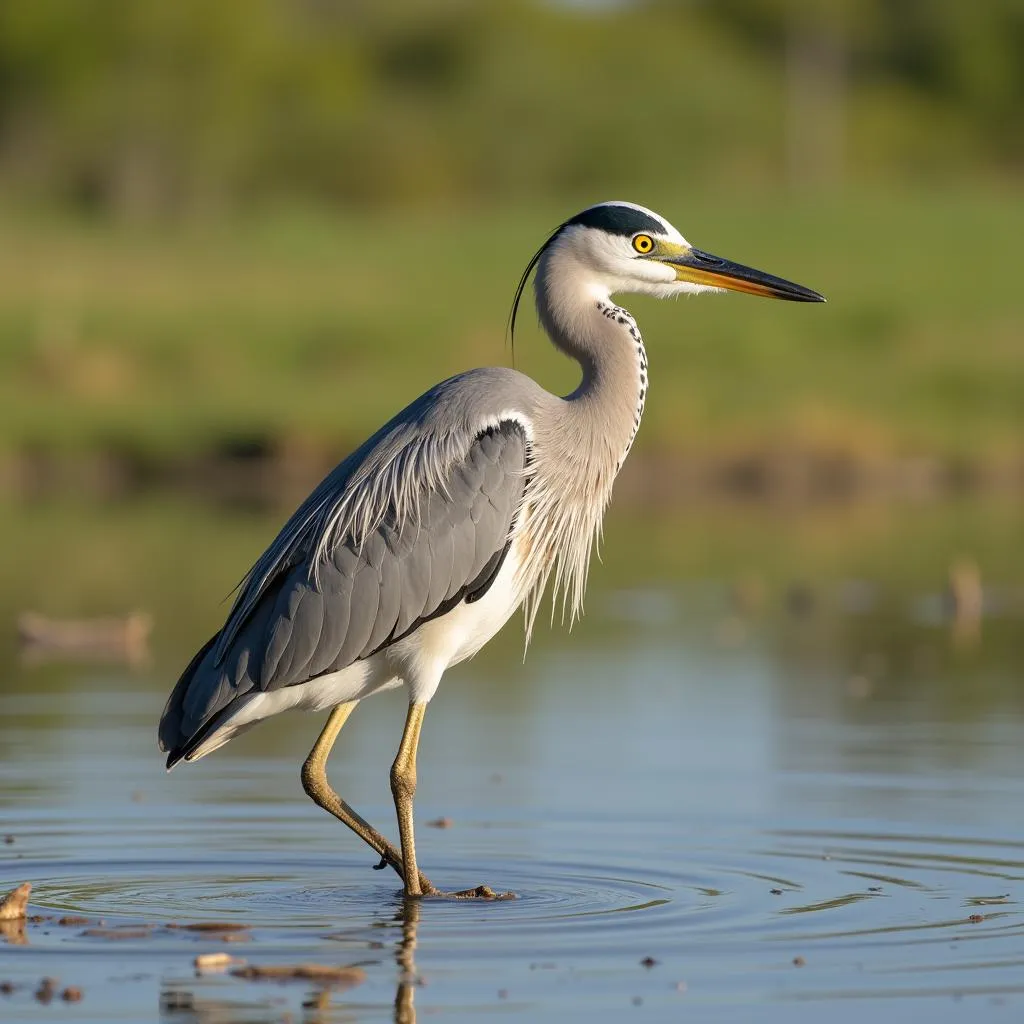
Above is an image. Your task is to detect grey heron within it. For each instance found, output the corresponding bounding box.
[159,201,824,899]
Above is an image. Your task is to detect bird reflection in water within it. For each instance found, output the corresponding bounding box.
[394,897,421,1024]
[156,899,423,1023]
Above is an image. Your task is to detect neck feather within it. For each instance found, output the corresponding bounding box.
[515,251,648,643]
[534,254,648,469]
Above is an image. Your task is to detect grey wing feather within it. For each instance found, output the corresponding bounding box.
[159,394,530,764]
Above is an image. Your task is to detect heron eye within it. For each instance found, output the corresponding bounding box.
[632,234,654,254]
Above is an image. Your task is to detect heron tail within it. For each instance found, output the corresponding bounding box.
[158,633,218,769]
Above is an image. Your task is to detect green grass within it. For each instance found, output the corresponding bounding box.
[1,185,1021,466]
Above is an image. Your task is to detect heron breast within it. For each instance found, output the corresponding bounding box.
[406,534,529,673]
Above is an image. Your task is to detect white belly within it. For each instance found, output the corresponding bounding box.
[406,541,525,668]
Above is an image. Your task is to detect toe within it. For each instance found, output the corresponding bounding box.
[448,884,516,900]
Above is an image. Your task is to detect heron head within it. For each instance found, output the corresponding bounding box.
[511,201,824,338]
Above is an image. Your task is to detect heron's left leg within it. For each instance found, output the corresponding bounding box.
[302,701,435,894]
[390,702,437,897]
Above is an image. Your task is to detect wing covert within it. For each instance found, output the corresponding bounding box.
[161,418,529,758]
[262,419,527,687]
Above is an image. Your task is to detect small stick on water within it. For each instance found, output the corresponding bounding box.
[0,883,30,921]
[231,964,366,988]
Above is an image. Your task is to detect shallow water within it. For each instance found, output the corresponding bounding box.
[2,497,1024,1021]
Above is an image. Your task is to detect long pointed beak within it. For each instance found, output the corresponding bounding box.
[663,246,825,302]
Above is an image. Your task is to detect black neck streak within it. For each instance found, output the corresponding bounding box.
[596,301,647,471]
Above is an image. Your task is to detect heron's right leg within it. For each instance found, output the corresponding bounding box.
[300,702,435,894]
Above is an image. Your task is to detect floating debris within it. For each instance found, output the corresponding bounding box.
[17,610,152,666]
[58,916,92,926]
[231,963,366,988]
[968,894,1010,906]
[35,977,58,1004]
[194,952,245,972]
[0,882,30,921]
[426,817,453,829]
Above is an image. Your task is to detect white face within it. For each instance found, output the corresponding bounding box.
[548,202,724,301]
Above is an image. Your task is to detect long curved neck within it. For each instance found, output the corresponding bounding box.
[513,246,648,644]
[534,256,648,472]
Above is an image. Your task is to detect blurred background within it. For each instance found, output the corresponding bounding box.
[1,3,1023,1015]
[0,0,1019,685]
[1,0,1021,661]
[1,0,1022,484]
[0,0,1019,761]
[1,0,1023,727]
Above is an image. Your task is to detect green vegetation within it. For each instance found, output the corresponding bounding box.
[0,2,1020,473]
[0,187,1021,469]
[0,1,1020,213]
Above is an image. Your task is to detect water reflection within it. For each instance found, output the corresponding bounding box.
[394,899,420,1024]
[153,901,419,1023]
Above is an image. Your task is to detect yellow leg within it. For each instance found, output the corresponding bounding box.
[301,701,434,894]
[390,702,438,898]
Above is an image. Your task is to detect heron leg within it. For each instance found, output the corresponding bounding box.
[390,702,440,898]
[389,702,517,901]
[301,701,435,894]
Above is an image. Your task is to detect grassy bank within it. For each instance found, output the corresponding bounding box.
[1,187,1021,477]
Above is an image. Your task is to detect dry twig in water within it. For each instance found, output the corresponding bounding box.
[0,883,30,921]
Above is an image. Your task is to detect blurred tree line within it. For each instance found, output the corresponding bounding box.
[0,0,1020,218]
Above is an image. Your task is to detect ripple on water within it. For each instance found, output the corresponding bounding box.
[7,820,1024,1019]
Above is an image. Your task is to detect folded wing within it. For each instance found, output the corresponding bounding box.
[159,419,528,765]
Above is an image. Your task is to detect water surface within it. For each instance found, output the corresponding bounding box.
[1,496,1023,1021]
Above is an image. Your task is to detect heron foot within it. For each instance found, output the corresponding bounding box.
[437,884,516,901]
[372,852,437,896]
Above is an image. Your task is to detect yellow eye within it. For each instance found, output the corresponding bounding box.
[632,234,654,254]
